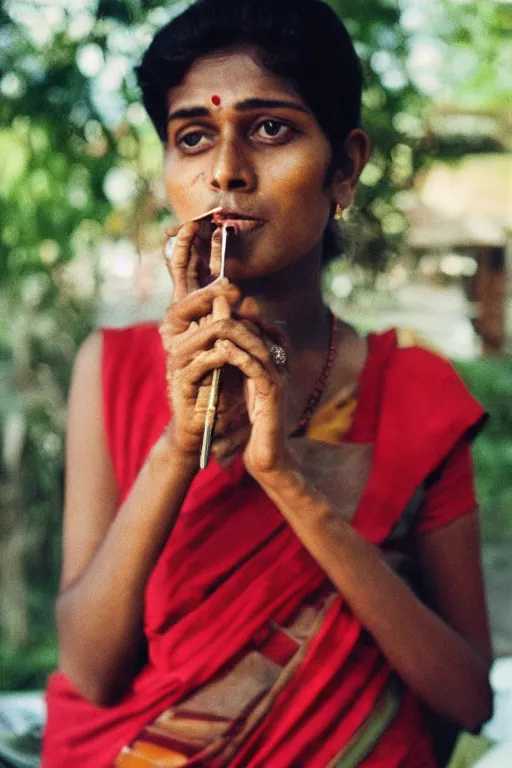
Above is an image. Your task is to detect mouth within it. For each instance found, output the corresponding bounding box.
[212,210,265,235]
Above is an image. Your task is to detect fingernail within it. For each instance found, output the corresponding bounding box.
[164,238,176,261]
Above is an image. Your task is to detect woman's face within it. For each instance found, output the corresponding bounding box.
[164,48,339,280]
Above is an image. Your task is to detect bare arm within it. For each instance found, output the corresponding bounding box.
[56,332,198,706]
[415,509,492,670]
[254,463,493,732]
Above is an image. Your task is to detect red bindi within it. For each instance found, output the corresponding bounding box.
[211,95,221,106]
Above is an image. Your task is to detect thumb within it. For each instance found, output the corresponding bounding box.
[212,293,231,322]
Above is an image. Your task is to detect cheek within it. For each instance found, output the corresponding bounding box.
[269,153,330,236]
[164,155,204,219]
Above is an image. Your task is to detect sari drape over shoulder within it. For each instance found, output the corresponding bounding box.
[42,327,486,768]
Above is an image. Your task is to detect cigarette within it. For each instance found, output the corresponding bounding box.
[199,225,230,469]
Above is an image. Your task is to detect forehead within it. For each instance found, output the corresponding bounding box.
[168,47,302,108]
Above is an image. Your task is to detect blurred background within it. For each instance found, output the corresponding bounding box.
[0,0,511,759]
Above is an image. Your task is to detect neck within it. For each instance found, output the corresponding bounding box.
[234,248,331,352]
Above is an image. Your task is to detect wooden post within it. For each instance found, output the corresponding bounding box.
[472,246,506,355]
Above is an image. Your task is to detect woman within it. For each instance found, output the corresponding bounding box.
[42,0,493,765]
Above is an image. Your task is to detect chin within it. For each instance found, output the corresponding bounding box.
[222,260,291,284]
[219,235,319,282]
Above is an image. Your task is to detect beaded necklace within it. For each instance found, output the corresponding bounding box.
[290,312,338,437]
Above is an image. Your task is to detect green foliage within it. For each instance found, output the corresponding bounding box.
[454,358,512,543]
[437,0,512,112]
[0,587,59,690]
[328,0,429,276]
[0,276,95,657]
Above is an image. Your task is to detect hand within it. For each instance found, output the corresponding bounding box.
[210,304,289,470]
[160,221,241,459]
[160,222,284,468]
[163,215,235,297]
[205,295,290,475]
[241,347,288,478]
[163,218,217,299]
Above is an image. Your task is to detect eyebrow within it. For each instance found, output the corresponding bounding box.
[167,98,309,123]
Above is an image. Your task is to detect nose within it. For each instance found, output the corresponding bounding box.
[209,135,256,193]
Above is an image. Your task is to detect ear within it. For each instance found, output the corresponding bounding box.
[331,129,372,211]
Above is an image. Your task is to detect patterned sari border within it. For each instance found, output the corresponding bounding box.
[191,592,340,766]
[327,675,402,768]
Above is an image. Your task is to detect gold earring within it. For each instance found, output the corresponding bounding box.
[334,204,343,221]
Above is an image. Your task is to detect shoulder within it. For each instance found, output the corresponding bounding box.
[99,324,169,494]
[368,327,487,442]
[101,322,164,382]
[72,324,161,379]
[71,330,103,397]
[100,321,166,398]
[101,322,162,357]
[371,327,475,397]
[72,324,164,399]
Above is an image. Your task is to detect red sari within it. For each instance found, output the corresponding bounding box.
[42,326,485,768]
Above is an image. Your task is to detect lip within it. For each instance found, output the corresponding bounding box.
[215,209,261,220]
[212,209,265,235]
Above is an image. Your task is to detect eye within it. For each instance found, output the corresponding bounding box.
[181,131,203,147]
[254,120,293,143]
[177,130,213,153]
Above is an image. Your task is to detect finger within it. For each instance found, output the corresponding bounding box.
[215,340,280,394]
[191,234,212,289]
[209,227,224,278]
[237,296,260,319]
[212,294,231,322]
[213,388,248,423]
[172,317,277,373]
[166,222,200,302]
[187,249,201,294]
[192,385,247,440]
[164,223,180,239]
[211,403,248,440]
[164,227,212,293]
[162,280,241,337]
[180,341,277,395]
[233,311,290,372]
[177,347,229,394]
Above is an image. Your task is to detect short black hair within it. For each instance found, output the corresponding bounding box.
[136,0,364,260]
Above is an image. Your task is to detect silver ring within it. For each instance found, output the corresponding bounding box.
[269,344,287,367]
